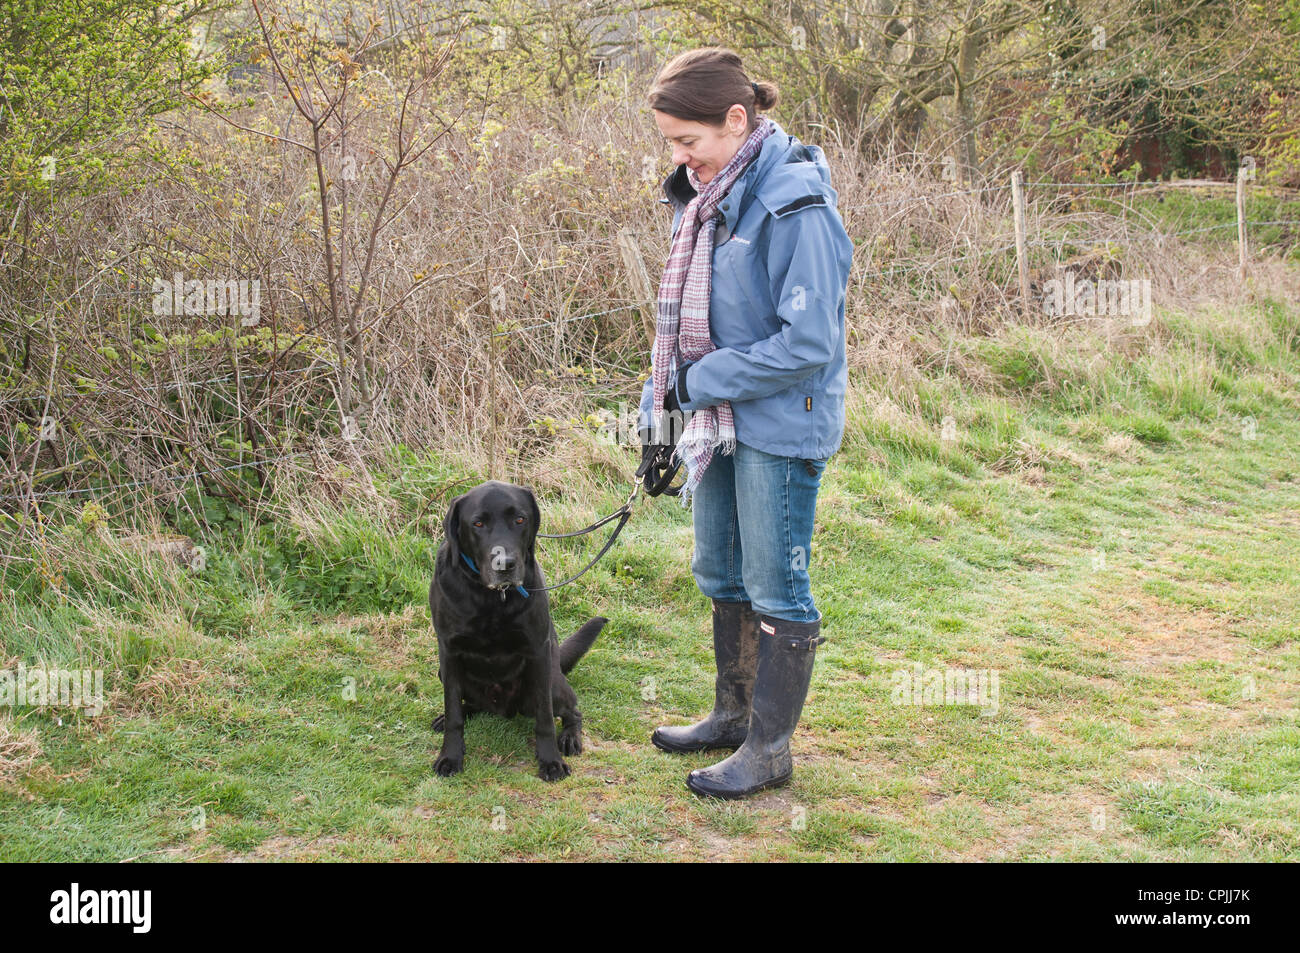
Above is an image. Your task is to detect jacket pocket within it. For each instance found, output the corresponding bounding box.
[721,239,770,315]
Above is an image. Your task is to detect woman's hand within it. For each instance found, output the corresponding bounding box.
[638,425,681,496]
[636,361,695,496]
[663,360,695,416]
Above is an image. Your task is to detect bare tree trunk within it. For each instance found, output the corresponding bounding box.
[955,18,983,184]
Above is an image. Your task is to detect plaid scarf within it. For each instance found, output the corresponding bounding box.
[653,116,776,507]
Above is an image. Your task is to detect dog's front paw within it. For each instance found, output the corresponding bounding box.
[558,727,583,756]
[537,757,571,782]
[431,712,445,732]
[434,753,463,777]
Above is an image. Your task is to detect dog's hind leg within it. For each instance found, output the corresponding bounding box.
[529,650,570,781]
[431,701,478,732]
[554,680,583,756]
[557,708,583,756]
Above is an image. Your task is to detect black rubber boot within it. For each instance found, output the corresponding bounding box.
[652,599,760,753]
[685,614,823,799]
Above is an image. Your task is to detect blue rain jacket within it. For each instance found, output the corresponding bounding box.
[637,120,854,461]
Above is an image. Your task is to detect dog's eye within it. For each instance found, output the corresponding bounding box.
[473,520,483,527]
[515,517,524,524]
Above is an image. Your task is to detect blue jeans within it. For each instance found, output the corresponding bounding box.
[689,440,828,623]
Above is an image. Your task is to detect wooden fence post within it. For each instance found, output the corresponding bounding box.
[617,227,657,348]
[1011,170,1031,315]
[1236,166,1249,278]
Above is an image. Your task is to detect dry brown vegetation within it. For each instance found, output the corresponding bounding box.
[1,1,1297,560]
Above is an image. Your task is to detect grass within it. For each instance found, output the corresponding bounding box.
[1,291,1298,861]
[1126,188,1300,260]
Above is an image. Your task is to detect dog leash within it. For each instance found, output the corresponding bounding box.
[519,446,681,594]
[487,446,809,597]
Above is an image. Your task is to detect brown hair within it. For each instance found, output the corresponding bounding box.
[646,47,778,133]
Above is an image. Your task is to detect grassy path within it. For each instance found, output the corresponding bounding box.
[2,296,1297,861]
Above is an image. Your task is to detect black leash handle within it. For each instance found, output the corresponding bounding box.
[635,444,682,497]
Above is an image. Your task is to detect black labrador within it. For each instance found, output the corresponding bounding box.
[428,480,607,781]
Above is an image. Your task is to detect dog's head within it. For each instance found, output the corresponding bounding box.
[442,480,541,592]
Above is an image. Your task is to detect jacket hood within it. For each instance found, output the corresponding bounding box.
[658,120,835,218]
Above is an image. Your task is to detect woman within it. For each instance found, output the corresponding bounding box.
[635,48,853,799]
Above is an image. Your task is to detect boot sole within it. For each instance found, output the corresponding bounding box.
[651,730,746,754]
[684,769,793,800]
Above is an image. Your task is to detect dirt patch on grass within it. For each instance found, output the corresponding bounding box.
[230,834,349,861]
[1264,508,1300,528]
[0,717,41,789]
[1020,708,1081,748]
[334,605,430,671]
[956,786,1149,861]
[120,657,217,717]
[660,830,743,861]
[1081,588,1244,668]
[1124,745,1191,780]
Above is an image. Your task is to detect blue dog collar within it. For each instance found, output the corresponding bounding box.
[460,552,530,597]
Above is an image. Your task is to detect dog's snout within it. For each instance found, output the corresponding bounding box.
[481,542,524,589]
[486,544,518,573]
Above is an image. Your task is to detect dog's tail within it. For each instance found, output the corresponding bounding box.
[559,616,608,675]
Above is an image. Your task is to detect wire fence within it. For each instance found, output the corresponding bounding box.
[3,174,1298,506]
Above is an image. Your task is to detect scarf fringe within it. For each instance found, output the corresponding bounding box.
[674,429,737,510]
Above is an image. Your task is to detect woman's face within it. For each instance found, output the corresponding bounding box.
[653,106,749,186]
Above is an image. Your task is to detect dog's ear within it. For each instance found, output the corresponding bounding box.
[522,486,541,563]
[442,493,465,565]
